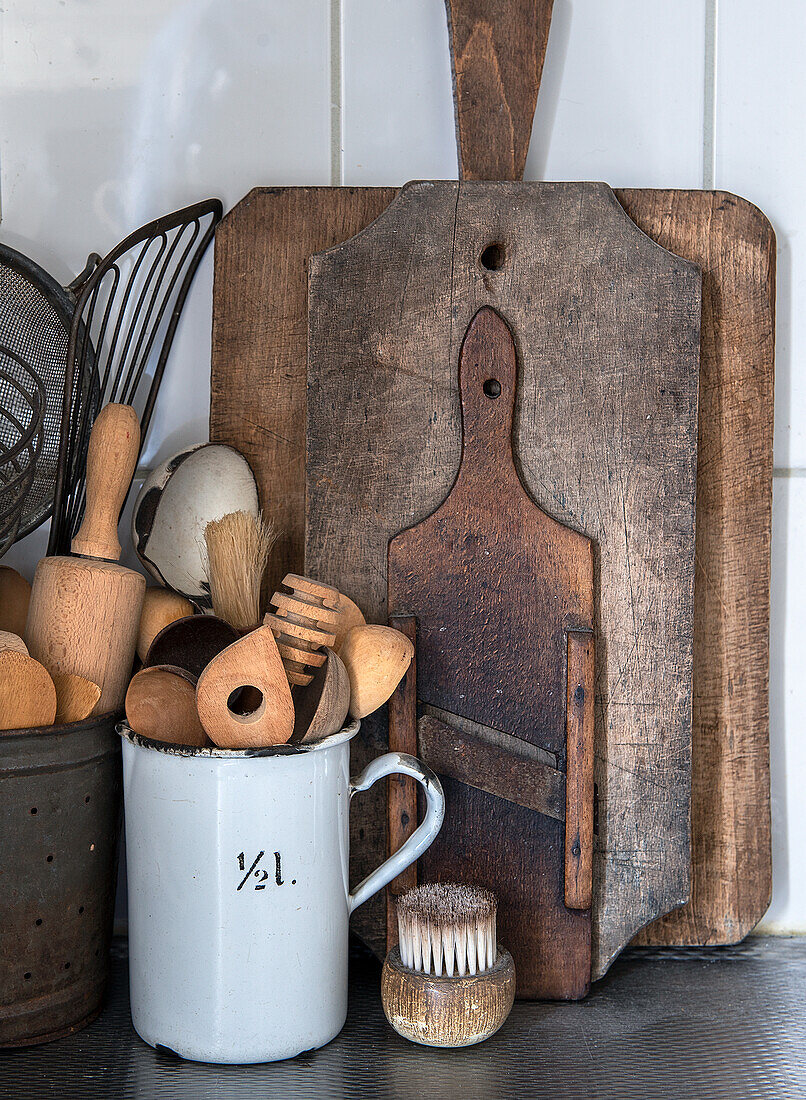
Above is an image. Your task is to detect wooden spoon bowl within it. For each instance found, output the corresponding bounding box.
[144,615,239,680]
[292,648,350,743]
[125,664,208,748]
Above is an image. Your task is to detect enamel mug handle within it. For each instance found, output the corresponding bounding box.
[348,752,444,914]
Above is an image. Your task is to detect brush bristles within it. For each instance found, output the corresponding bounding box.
[396,884,497,977]
[203,511,277,632]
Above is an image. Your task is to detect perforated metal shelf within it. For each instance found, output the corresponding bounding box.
[1,937,804,1098]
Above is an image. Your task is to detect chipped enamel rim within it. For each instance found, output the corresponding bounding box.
[117,717,360,758]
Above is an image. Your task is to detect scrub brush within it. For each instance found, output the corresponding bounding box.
[381,883,515,1047]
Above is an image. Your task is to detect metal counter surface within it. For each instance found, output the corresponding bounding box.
[0,937,804,1099]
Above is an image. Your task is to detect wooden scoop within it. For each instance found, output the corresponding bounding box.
[332,594,365,655]
[0,651,57,731]
[143,614,239,679]
[196,625,294,748]
[0,566,31,636]
[339,625,414,719]
[0,630,28,655]
[125,665,208,748]
[292,648,350,743]
[137,588,195,662]
[52,673,102,725]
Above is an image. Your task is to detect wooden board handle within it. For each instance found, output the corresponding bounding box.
[445,0,554,181]
[456,306,524,492]
[565,631,595,910]
[71,403,140,561]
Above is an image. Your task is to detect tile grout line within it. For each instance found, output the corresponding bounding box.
[773,469,806,479]
[703,0,718,189]
[330,0,343,186]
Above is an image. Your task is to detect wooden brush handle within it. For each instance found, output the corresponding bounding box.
[446,0,554,181]
[72,403,140,562]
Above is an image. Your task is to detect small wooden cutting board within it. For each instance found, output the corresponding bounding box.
[389,307,595,999]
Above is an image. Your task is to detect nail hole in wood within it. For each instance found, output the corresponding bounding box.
[480,242,506,271]
[483,379,501,398]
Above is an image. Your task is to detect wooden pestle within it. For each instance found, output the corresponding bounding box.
[25,404,146,715]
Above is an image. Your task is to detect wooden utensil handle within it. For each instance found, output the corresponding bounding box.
[71,403,140,562]
[445,0,554,181]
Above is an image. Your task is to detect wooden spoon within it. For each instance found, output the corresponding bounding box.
[196,625,294,748]
[143,614,239,679]
[339,625,414,719]
[125,664,208,748]
[137,588,195,662]
[0,651,57,731]
[0,566,31,636]
[0,630,29,655]
[52,673,102,725]
[332,594,366,655]
[292,648,350,743]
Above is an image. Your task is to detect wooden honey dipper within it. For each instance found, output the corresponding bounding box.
[264,574,341,686]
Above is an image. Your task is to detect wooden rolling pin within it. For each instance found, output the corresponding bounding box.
[25,404,146,715]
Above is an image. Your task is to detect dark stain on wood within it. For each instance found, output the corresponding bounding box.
[387,308,594,999]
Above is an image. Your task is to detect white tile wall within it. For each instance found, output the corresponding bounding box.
[1,0,802,932]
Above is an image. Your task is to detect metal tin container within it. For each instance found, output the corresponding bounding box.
[0,712,122,1046]
[120,720,445,1064]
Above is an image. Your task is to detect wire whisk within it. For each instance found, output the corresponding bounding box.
[48,198,223,556]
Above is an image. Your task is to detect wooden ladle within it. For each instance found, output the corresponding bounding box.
[339,625,414,719]
[52,673,102,724]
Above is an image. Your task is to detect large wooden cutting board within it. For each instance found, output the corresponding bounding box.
[306,179,701,979]
[619,190,774,946]
[210,0,774,959]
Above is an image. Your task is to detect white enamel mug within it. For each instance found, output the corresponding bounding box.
[118,720,444,1064]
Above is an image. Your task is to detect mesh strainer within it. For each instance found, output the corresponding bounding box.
[0,345,46,556]
[0,245,98,545]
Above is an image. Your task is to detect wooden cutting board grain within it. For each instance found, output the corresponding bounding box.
[210,187,396,597]
[618,189,774,946]
[306,179,701,978]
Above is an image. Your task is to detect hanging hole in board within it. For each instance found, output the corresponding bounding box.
[483,379,502,399]
[480,242,506,271]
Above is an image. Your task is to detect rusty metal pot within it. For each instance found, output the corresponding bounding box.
[0,711,121,1046]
